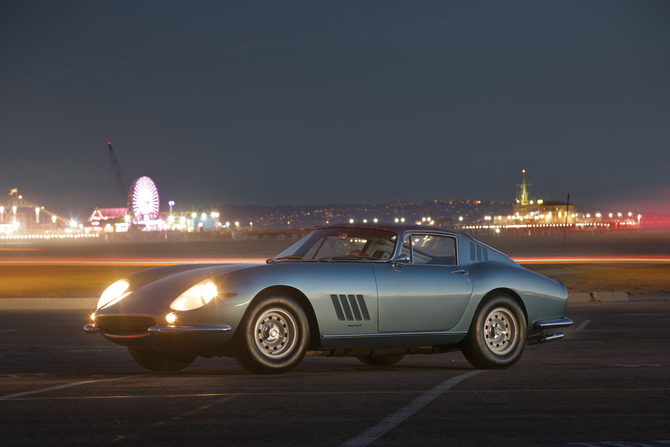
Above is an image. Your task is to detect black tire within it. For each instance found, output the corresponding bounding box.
[357,354,405,366]
[232,293,309,374]
[461,294,527,369]
[127,347,196,372]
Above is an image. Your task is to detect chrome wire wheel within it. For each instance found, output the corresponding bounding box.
[483,307,519,355]
[253,307,298,360]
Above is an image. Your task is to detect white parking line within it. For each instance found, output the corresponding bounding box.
[340,370,483,447]
[6,386,670,401]
[0,375,145,400]
[575,320,592,331]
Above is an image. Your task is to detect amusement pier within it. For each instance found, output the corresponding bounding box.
[1,167,646,243]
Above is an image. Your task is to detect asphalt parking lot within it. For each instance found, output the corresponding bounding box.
[1,301,670,447]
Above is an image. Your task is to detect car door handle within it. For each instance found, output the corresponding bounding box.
[451,270,468,275]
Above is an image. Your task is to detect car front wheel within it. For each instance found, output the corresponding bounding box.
[232,293,309,374]
[461,294,526,369]
[127,347,196,372]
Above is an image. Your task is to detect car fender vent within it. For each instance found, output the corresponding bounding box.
[96,316,156,335]
[330,294,370,321]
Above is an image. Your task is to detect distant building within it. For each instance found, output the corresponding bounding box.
[89,208,130,232]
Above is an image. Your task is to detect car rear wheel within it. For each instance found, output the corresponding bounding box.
[127,347,196,372]
[232,293,309,374]
[357,354,405,366]
[461,294,526,369]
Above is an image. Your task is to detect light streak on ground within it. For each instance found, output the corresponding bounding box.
[514,256,670,264]
[0,257,266,266]
[2,255,670,266]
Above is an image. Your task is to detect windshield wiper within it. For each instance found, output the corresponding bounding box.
[266,255,304,264]
[318,256,378,262]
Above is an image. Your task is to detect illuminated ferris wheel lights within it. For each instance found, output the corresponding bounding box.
[129,176,160,223]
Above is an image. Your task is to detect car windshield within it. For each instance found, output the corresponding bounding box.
[270,228,398,262]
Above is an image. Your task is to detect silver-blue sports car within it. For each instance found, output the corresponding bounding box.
[85,223,572,374]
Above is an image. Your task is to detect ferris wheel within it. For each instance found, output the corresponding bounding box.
[128,176,160,223]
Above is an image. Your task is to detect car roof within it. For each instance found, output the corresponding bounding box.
[317,222,466,238]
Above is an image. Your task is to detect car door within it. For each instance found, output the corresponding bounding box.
[374,233,473,332]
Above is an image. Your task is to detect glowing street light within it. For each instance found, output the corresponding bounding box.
[349,219,354,224]
[168,201,175,214]
[69,219,78,228]
[52,215,57,224]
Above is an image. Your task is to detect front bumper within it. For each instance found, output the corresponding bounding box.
[84,322,233,353]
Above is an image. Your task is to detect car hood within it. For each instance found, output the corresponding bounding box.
[96,263,261,316]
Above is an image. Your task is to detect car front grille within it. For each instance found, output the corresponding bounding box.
[96,316,156,335]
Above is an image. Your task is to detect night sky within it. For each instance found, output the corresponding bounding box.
[2,1,669,219]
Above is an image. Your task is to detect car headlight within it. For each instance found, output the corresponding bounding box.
[97,279,130,309]
[170,280,218,311]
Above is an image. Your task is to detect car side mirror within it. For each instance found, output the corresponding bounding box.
[392,253,411,267]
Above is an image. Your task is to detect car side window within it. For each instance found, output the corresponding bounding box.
[411,234,457,265]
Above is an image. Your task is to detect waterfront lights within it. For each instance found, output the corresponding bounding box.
[363,219,367,223]
[394,218,399,223]
[201,213,207,220]
[373,218,378,223]
[192,213,197,218]
[349,219,354,223]
[401,218,405,222]
[69,219,78,228]
[459,216,463,221]
[628,212,633,217]
[596,213,601,218]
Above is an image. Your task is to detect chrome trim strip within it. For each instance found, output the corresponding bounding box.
[322,330,468,339]
[102,332,150,339]
[534,318,573,330]
[544,332,564,342]
[147,325,232,333]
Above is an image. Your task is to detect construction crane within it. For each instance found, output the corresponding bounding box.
[107,141,127,206]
